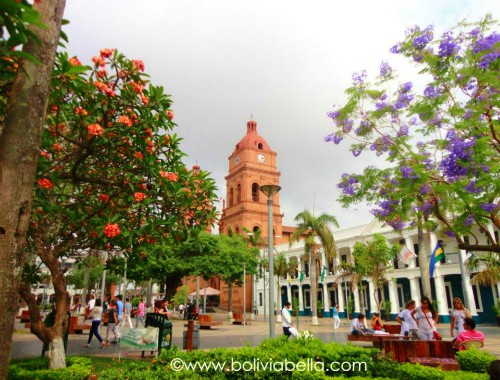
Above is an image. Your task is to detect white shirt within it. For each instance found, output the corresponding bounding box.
[87,299,95,310]
[398,308,418,332]
[281,307,292,327]
[350,318,366,331]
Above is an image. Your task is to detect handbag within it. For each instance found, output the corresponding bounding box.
[288,326,299,337]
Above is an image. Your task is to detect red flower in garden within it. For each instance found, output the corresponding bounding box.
[87,123,103,136]
[38,178,54,189]
[75,107,88,116]
[89,231,98,239]
[103,223,120,238]
[52,143,63,152]
[130,81,143,94]
[97,69,107,78]
[134,192,147,202]
[100,48,114,58]
[69,57,82,66]
[141,95,149,105]
[160,171,179,182]
[166,110,174,120]
[134,151,144,160]
[98,194,110,203]
[40,150,50,159]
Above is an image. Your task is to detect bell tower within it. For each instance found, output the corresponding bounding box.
[219,120,282,238]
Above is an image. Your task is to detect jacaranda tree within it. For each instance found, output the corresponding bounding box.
[19,49,217,368]
[327,15,499,287]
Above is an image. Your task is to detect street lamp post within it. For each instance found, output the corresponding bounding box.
[243,263,246,326]
[260,184,281,338]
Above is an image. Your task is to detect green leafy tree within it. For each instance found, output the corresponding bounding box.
[215,233,259,314]
[0,1,65,375]
[352,234,397,313]
[290,210,338,325]
[328,15,499,289]
[17,49,217,369]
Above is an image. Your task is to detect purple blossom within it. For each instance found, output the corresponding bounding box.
[464,110,472,120]
[412,26,434,50]
[352,70,367,86]
[400,166,419,179]
[481,203,497,212]
[439,137,476,180]
[418,201,433,216]
[478,52,500,69]
[380,61,392,77]
[337,173,360,196]
[395,92,414,109]
[397,125,409,137]
[419,183,431,195]
[444,230,456,238]
[400,82,413,93]
[390,43,401,54]
[355,119,371,136]
[327,110,340,120]
[424,85,439,99]
[387,218,405,230]
[342,119,354,134]
[463,214,474,227]
[473,32,500,54]
[376,101,389,110]
[352,148,362,157]
[469,27,481,37]
[438,32,460,57]
[325,133,343,145]
[464,180,482,194]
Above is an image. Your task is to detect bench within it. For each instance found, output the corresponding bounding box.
[73,324,92,334]
[382,324,401,335]
[232,312,250,325]
[196,314,223,329]
[347,333,400,349]
[384,339,459,371]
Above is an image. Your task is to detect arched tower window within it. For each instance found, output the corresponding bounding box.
[253,226,260,233]
[251,183,260,202]
[229,187,234,207]
[258,143,263,149]
[235,226,240,234]
[236,183,241,204]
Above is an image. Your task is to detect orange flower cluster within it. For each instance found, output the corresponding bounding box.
[103,223,120,238]
[160,171,179,182]
[52,143,63,152]
[38,178,54,189]
[92,56,105,67]
[87,123,103,136]
[93,81,115,97]
[132,59,145,72]
[100,48,114,58]
[69,57,82,66]
[75,107,88,116]
[134,192,147,202]
[118,115,133,127]
[166,110,174,120]
[134,151,144,160]
[98,194,110,203]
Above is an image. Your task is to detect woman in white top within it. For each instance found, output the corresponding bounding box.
[450,297,471,337]
[83,299,104,348]
[411,296,438,340]
[396,300,418,339]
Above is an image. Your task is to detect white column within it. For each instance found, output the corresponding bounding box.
[404,236,416,268]
[409,277,421,302]
[337,281,345,313]
[368,279,377,313]
[388,279,399,314]
[433,275,449,318]
[323,283,330,312]
[298,284,304,313]
[353,282,361,314]
[459,248,477,315]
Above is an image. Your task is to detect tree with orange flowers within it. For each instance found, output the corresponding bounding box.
[19,49,217,369]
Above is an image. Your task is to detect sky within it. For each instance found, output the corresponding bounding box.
[63,0,498,231]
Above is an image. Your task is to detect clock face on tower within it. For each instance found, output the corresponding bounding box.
[234,156,240,164]
[257,153,265,163]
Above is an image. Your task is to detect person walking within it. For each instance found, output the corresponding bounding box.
[83,299,104,348]
[135,298,146,328]
[115,295,124,327]
[104,300,120,346]
[332,303,341,330]
[281,301,293,339]
[411,296,438,340]
[450,297,472,338]
[121,297,133,329]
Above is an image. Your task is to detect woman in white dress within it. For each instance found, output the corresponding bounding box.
[411,296,438,340]
[450,297,471,338]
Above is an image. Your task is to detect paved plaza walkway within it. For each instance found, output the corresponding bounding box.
[11,312,500,360]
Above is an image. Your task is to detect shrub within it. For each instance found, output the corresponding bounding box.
[456,348,497,373]
[8,357,92,380]
[444,371,489,380]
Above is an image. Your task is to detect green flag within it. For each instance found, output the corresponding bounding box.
[321,266,327,282]
[299,271,304,283]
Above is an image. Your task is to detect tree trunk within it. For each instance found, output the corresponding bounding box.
[310,248,318,325]
[417,216,432,298]
[48,337,66,369]
[227,283,233,318]
[0,1,66,378]
[146,279,153,308]
[164,275,182,301]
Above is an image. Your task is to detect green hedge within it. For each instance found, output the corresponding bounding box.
[456,348,497,373]
[8,357,92,380]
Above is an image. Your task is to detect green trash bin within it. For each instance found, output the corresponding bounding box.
[41,311,70,357]
[144,312,172,354]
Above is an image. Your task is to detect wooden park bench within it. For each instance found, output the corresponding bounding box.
[16,310,31,323]
[347,333,400,350]
[196,314,223,329]
[384,339,459,371]
[382,324,401,335]
[232,312,251,325]
[73,323,92,334]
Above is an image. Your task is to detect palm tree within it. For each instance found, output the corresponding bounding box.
[290,210,338,326]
